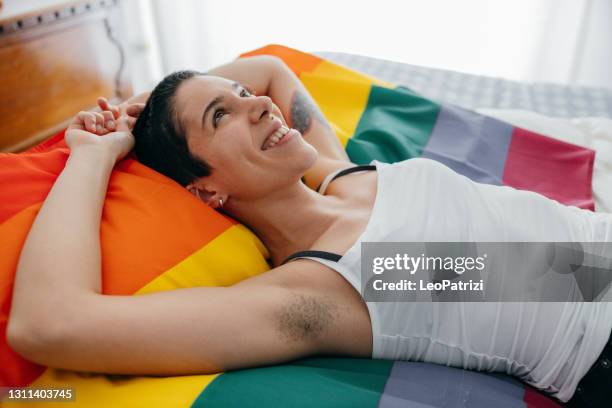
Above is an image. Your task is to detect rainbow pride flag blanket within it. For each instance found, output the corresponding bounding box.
[1,44,593,407]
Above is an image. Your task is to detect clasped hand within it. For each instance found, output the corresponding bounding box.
[65,97,145,162]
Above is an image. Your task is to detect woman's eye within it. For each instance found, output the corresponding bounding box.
[240,88,252,97]
[213,109,226,127]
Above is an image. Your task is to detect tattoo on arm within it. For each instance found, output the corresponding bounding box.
[290,90,331,135]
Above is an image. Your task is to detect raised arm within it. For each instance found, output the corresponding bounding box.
[208,55,349,164]
[6,113,322,375]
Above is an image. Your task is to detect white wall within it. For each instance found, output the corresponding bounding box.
[119,0,164,93]
[572,0,612,89]
[123,0,611,92]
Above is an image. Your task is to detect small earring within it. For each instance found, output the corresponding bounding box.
[192,188,201,200]
[219,198,224,208]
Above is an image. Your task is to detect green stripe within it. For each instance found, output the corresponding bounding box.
[191,358,394,408]
[346,85,440,164]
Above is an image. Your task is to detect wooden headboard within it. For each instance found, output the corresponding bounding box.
[0,0,133,152]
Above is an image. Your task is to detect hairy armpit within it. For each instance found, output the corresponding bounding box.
[276,293,337,344]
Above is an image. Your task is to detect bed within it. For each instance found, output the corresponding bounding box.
[2,3,611,407]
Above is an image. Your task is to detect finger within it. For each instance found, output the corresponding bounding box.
[110,105,120,119]
[93,112,105,124]
[99,97,120,119]
[92,112,106,134]
[126,103,146,118]
[101,111,116,130]
[116,116,131,132]
[97,97,110,111]
[127,116,137,130]
[69,111,86,130]
[79,111,97,133]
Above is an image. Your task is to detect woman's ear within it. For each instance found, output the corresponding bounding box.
[186,184,201,200]
[186,184,225,209]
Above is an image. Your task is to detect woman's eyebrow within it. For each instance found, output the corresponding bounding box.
[201,95,224,129]
[200,83,242,129]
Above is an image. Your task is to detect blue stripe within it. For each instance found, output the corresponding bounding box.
[421,105,513,185]
[378,362,526,408]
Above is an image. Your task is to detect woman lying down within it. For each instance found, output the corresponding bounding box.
[8,56,612,407]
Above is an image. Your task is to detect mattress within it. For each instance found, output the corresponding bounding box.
[316,52,612,118]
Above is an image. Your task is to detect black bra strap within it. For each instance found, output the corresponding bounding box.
[316,164,377,193]
[281,250,342,265]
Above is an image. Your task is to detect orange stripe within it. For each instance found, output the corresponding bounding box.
[0,149,69,224]
[25,129,67,153]
[99,171,235,294]
[0,153,182,225]
[240,44,323,77]
[0,205,46,387]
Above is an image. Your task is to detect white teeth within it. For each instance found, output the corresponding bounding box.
[262,125,290,150]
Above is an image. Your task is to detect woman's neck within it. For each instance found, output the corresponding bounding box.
[227,181,347,266]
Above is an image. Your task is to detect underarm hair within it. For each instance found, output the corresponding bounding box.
[290,90,331,135]
[276,293,337,343]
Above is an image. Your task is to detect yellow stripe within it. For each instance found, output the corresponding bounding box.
[137,224,270,294]
[300,61,394,147]
[301,73,372,147]
[2,368,219,408]
[312,60,394,88]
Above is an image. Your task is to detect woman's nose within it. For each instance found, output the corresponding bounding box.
[248,96,274,123]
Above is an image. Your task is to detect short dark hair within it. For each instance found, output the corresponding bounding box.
[133,70,212,186]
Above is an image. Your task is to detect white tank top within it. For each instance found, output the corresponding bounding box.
[294,158,612,402]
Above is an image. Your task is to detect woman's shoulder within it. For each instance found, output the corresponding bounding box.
[302,156,355,192]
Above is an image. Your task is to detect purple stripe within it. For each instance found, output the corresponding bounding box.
[378,362,526,408]
[422,105,513,185]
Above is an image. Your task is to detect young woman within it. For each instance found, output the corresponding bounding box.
[8,56,612,407]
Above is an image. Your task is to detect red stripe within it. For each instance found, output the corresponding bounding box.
[523,387,562,408]
[502,127,595,210]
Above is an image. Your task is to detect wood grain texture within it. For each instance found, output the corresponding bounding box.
[0,0,132,152]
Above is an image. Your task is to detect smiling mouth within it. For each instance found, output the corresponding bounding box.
[261,125,290,150]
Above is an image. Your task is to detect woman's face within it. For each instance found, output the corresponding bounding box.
[174,75,318,201]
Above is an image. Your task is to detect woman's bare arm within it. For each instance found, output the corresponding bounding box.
[10,280,317,375]
[7,115,321,375]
